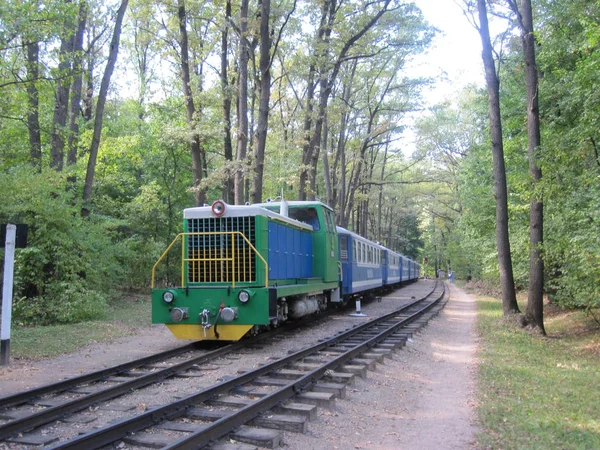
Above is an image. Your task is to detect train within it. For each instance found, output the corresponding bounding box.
[151,200,421,341]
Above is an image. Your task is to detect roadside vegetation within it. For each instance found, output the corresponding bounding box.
[9,294,151,360]
[474,291,600,450]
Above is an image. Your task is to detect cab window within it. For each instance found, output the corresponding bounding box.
[289,207,320,230]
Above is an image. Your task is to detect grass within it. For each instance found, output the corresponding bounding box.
[9,293,152,360]
[475,293,600,450]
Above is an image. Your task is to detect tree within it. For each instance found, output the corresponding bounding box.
[474,0,520,315]
[507,0,545,333]
[25,39,42,168]
[234,0,250,205]
[82,0,129,215]
[250,0,272,204]
[67,0,88,166]
[176,0,206,207]
[220,0,234,203]
[50,0,75,171]
[298,0,395,201]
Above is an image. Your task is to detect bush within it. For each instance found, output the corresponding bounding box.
[0,166,116,324]
[13,281,108,325]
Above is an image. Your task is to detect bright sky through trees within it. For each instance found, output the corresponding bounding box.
[412,0,483,102]
[398,0,483,156]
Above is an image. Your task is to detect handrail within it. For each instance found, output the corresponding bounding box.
[151,232,268,289]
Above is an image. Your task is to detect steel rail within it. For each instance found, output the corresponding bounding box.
[165,283,446,450]
[0,343,239,441]
[50,282,443,450]
[0,343,198,409]
[0,307,335,441]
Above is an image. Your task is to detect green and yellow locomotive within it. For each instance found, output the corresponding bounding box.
[151,200,341,341]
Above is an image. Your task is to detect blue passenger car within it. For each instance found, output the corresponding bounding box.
[337,227,383,298]
[383,249,402,286]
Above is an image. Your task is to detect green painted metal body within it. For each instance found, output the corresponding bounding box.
[151,202,340,336]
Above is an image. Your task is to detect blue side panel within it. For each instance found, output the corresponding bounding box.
[270,224,281,279]
[268,222,313,280]
[386,266,400,285]
[341,260,351,295]
[339,234,352,295]
[302,231,312,276]
[382,250,389,285]
[346,264,383,294]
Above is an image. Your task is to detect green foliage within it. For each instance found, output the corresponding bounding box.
[416,0,600,312]
[13,281,108,325]
[534,0,600,308]
[0,166,115,325]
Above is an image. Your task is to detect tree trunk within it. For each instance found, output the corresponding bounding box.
[251,0,271,204]
[234,0,249,205]
[335,61,357,225]
[67,0,87,166]
[305,0,392,202]
[299,0,334,201]
[516,0,545,333]
[377,141,390,242]
[82,0,129,216]
[177,0,206,207]
[25,40,42,169]
[322,114,332,205]
[51,1,75,172]
[298,60,317,201]
[476,0,520,315]
[221,0,234,203]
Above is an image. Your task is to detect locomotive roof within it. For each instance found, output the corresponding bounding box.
[183,202,313,230]
[254,200,334,212]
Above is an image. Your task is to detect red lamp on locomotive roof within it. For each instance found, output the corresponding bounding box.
[212,200,227,216]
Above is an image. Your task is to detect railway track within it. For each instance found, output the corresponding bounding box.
[0,280,444,449]
[0,319,316,445]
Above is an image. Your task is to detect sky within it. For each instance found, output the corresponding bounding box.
[398,0,485,155]
[410,0,484,103]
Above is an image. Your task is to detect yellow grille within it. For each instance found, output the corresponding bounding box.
[186,235,254,283]
[151,226,268,289]
[186,216,255,284]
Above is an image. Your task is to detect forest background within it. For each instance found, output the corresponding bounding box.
[0,0,598,326]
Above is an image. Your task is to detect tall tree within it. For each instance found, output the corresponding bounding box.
[25,40,42,169]
[67,0,87,166]
[298,0,335,201]
[250,0,271,204]
[307,0,395,202]
[234,0,250,204]
[177,0,206,206]
[475,0,520,315]
[221,0,234,203]
[82,0,129,215]
[50,0,75,171]
[508,0,545,333]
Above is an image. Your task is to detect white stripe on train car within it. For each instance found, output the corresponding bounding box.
[352,278,383,289]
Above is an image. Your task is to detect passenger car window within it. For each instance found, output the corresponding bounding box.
[340,236,348,261]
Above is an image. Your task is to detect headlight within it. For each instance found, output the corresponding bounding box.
[211,200,227,217]
[238,290,250,303]
[163,291,175,303]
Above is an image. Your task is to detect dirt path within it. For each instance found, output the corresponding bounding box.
[279,283,481,450]
[0,283,481,449]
